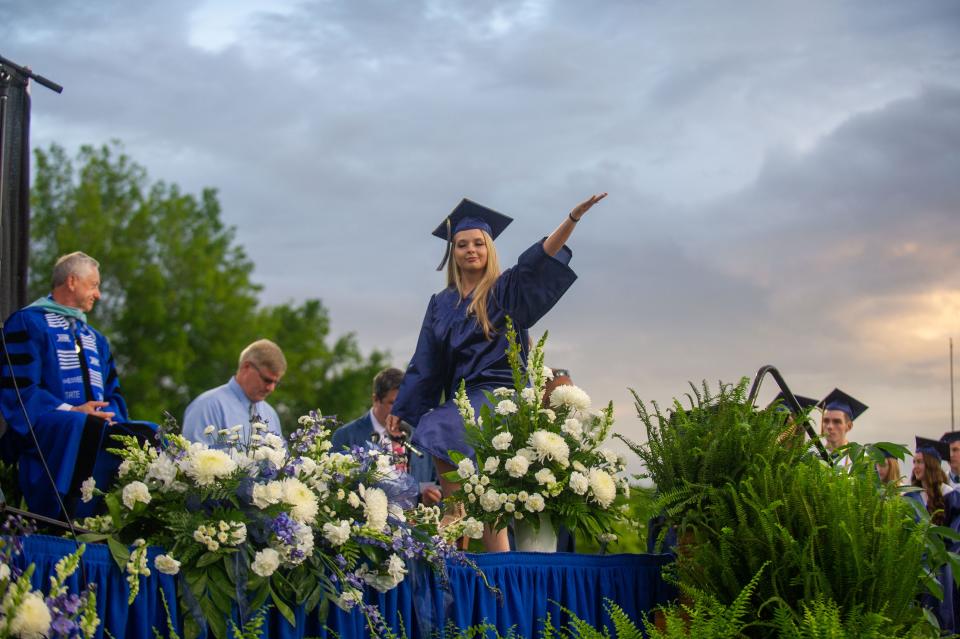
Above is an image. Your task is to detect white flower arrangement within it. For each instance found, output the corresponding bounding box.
[444,318,628,545]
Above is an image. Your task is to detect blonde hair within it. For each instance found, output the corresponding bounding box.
[447,230,501,339]
[879,457,901,485]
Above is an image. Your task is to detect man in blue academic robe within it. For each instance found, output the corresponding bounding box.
[0,251,156,520]
[332,367,440,506]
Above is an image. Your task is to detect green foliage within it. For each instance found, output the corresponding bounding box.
[771,598,927,639]
[576,484,657,555]
[28,142,383,429]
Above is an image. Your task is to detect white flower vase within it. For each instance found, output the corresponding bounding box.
[514,513,557,552]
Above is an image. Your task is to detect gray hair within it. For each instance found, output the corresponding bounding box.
[52,252,100,288]
[373,367,404,400]
[238,339,287,375]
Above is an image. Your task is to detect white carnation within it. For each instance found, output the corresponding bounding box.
[525,493,546,512]
[386,554,407,583]
[600,449,620,466]
[263,433,285,449]
[569,471,589,495]
[322,520,352,546]
[462,517,484,539]
[251,548,281,577]
[479,488,502,512]
[542,366,554,381]
[7,591,51,639]
[483,457,500,473]
[495,400,518,415]
[492,432,513,451]
[520,388,537,404]
[251,481,284,509]
[145,454,179,488]
[364,487,389,531]
[588,468,617,508]
[517,447,537,461]
[122,481,151,509]
[154,554,181,575]
[253,445,286,469]
[457,458,477,479]
[549,385,591,412]
[80,477,96,503]
[534,468,557,486]
[347,491,361,508]
[504,455,530,478]
[117,460,133,478]
[538,408,557,421]
[561,418,582,438]
[529,430,570,467]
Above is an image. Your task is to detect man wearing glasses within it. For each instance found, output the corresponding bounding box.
[183,339,286,446]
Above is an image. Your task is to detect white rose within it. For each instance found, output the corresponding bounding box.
[483,457,500,473]
[495,400,518,416]
[492,432,513,451]
[457,458,477,479]
[569,471,589,495]
[122,481,151,509]
[251,548,281,577]
[154,554,181,575]
[504,455,530,478]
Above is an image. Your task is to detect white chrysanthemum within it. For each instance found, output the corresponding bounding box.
[529,430,570,466]
[251,548,281,577]
[80,477,96,503]
[322,520,352,546]
[504,455,530,478]
[520,388,537,404]
[462,517,484,539]
[251,481,284,509]
[281,477,319,524]
[154,554,181,575]
[181,444,238,486]
[588,468,617,508]
[495,400,518,416]
[525,493,546,512]
[479,488,502,512]
[492,432,513,451]
[457,458,476,479]
[6,590,52,639]
[549,385,591,412]
[146,454,179,488]
[364,487,389,531]
[347,491,361,508]
[534,468,556,486]
[569,471,589,495]
[483,457,500,473]
[492,387,513,398]
[122,481,151,510]
[561,418,582,438]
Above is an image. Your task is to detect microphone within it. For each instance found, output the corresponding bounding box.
[395,421,425,458]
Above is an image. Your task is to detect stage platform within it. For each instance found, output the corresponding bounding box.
[16,535,674,638]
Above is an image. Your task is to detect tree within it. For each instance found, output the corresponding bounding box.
[28,142,386,429]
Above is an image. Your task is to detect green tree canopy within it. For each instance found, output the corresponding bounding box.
[29,142,386,431]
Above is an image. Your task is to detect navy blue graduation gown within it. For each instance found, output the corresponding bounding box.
[393,240,577,462]
[1,306,135,518]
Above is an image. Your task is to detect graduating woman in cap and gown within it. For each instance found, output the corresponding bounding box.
[909,437,960,632]
[386,193,606,551]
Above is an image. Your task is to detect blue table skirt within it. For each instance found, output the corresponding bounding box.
[16,536,674,638]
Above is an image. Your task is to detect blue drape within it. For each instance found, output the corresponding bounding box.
[15,536,673,638]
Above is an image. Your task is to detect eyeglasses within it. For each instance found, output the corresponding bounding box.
[249,362,282,388]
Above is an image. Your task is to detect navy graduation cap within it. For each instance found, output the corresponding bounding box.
[916,436,949,462]
[767,391,819,413]
[433,198,513,271]
[941,431,960,445]
[818,388,868,421]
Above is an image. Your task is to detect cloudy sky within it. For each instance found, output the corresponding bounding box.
[3,0,959,474]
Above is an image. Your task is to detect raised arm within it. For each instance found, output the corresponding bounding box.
[542,193,607,257]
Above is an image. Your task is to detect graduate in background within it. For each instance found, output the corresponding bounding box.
[386,193,606,551]
[817,388,868,464]
[941,431,960,487]
[0,252,156,520]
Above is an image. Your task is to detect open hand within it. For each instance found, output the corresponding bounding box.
[569,192,607,221]
[71,400,115,423]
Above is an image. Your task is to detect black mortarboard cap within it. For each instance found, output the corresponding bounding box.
[432,198,513,271]
[916,436,949,462]
[817,388,868,421]
[767,391,819,413]
[941,432,960,445]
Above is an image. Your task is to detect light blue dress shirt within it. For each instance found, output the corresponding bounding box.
[182,377,282,446]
